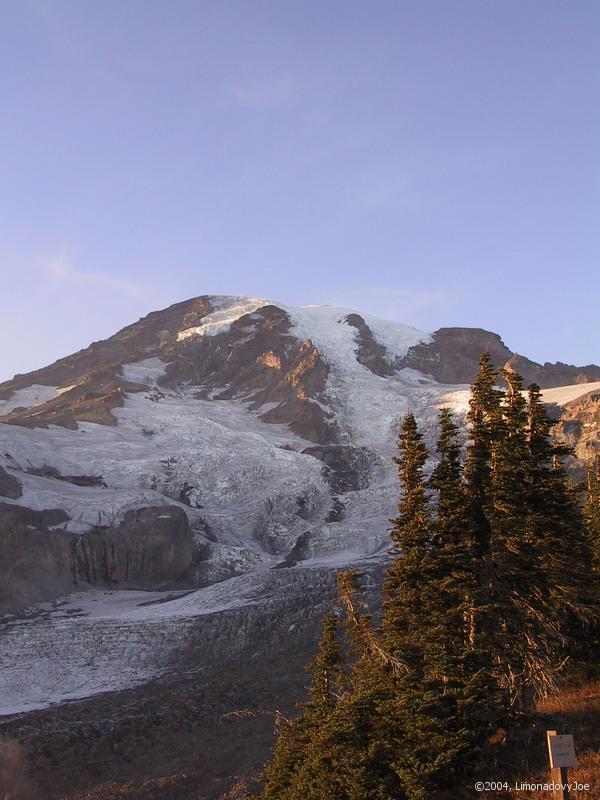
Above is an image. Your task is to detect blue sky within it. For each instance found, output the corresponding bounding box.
[1,0,599,381]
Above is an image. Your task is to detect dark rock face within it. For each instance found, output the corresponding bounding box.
[344,313,393,377]
[0,465,22,499]
[1,378,141,430]
[0,504,73,614]
[25,465,107,487]
[400,327,600,387]
[0,505,193,614]
[504,355,600,389]
[399,327,514,384]
[71,506,192,587]
[0,296,215,429]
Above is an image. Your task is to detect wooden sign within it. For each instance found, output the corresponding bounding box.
[547,733,577,769]
[547,730,577,800]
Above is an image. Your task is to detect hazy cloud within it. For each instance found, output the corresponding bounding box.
[40,252,152,302]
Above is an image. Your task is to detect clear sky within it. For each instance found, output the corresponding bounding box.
[1,0,599,382]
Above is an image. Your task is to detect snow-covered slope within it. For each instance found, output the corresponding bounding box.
[1,387,328,545]
[0,294,597,717]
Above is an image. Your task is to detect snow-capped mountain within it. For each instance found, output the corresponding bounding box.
[0,295,598,719]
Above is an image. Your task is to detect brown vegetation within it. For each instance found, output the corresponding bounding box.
[0,738,31,800]
[483,683,600,799]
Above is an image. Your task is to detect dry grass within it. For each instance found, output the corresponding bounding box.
[483,683,600,799]
[0,738,32,800]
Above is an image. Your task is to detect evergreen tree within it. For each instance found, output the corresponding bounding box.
[381,410,432,665]
[428,407,506,747]
[376,411,498,797]
[463,352,504,647]
[260,586,405,800]
[427,406,471,661]
[582,459,600,676]
[526,384,591,627]
[259,612,346,799]
[489,371,558,709]
[585,459,600,567]
[375,411,455,799]
[526,385,596,680]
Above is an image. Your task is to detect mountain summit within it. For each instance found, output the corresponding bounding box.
[0,294,598,718]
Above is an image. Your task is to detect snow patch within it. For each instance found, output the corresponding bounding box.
[540,381,600,406]
[0,385,59,415]
[177,296,270,341]
[121,357,168,385]
[55,384,77,396]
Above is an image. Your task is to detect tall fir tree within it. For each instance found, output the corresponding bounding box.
[585,459,600,567]
[527,385,592,624]
[489,370,558,709]
[427,406,471,662]
[376,411,454,799]
[376,410,499,798]
[382,410,432,665]
[259,611,348,800]
[463,352,504,647]
[526,384,595,681]
[428,407,506,746]
[582,459,600,675]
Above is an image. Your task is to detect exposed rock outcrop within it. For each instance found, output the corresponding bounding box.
[344,313,393,377]
[504,354,600,389]
[400,326,600,387]
[0,297,213,400]
[0,466,22,499]
[25,465,107,487]
[399,327,514,384]
[0,505,193,614]
[0,504,73,614]
[164,305,336,443]
[553,388,600,480]
[71,506,192,587]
